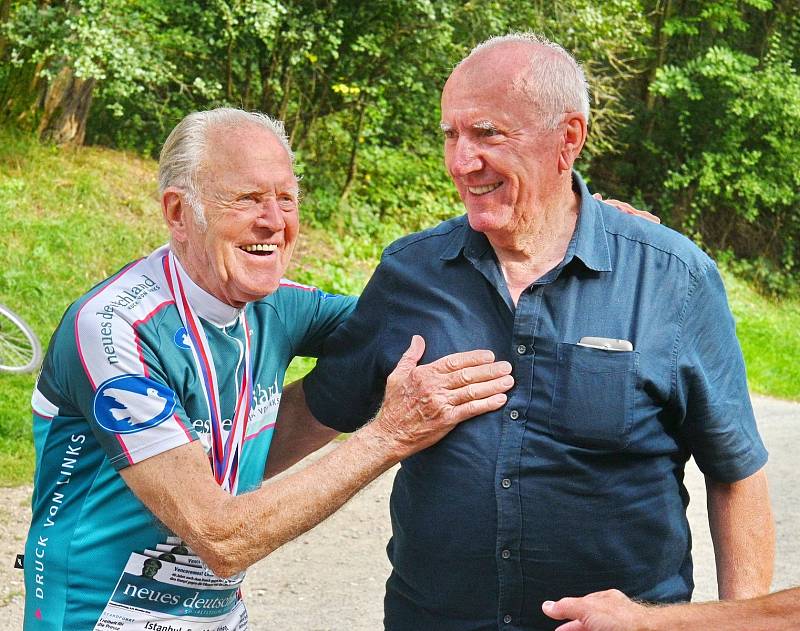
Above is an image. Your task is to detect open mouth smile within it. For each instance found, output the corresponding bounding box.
[240,243,278,256]
[467,182,502,195]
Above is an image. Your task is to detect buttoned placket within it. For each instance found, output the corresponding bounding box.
[493,281,544,629]
[463,232,576,629]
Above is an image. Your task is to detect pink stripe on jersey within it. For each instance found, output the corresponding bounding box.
[245,421,276,442]
[279,279,316,292]
[115,433,133,466]
[174,413,193,441]
[74,259,142,389]
[31,407,54,421]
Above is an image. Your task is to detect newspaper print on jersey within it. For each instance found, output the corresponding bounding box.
[75,245,193,467]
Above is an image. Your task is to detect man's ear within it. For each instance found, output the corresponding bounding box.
[162,188,190,242]
[557,112,587,173]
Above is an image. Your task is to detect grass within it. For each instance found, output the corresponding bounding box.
[1,127,798,485]
[723,270,800,401]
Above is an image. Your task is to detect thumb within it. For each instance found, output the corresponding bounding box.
[542,599,573,621]
[393,335,425,375]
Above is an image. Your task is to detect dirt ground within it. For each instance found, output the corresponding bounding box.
[3,394,798,630]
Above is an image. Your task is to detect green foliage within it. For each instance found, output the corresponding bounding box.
[649,38,800,272]
[5,1,176,124]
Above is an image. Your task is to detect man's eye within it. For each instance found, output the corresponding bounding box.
[443,129,456,140]
[482,128,499,137]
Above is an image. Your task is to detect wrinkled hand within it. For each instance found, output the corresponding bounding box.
[593,193,661,224]
[542,589,651,631]
[370,335,513,459]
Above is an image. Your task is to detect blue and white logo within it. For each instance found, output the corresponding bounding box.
[174,327,191,350]
[93,375,177,434]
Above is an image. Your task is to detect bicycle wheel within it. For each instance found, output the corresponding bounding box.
[0,302,43,373]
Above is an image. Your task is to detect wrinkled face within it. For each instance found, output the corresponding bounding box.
[178,124,299,307]
[441,49,563,241]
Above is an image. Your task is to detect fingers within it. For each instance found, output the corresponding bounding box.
[442,359,513,389]
[448,393,508,424]
[429,348,497,373]
[598,196,662,225]
[447,374,514,406]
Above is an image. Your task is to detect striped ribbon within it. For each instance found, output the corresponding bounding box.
[164,251,252,494]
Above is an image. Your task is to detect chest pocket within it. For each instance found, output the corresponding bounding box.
[548,343,639,450]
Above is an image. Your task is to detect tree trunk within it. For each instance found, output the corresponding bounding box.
[0,0,12,61]
[644,0,672,106]
[339,100,367,202]
[37,65,95,145]
[226,36,234,101]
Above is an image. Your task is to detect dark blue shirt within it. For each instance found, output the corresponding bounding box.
[304,174,768,631]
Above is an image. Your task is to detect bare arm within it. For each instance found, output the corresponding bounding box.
[707,467,774,599]
[121,336,513,577]
[543,587,800,631]
[263,379,340,479]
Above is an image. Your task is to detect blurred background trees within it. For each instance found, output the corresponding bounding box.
[1,0,798,292]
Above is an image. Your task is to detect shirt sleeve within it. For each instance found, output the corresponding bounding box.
[303,261,398,432]
[276,282,358,358]
[51,295,197,471]
[673,262,768,482]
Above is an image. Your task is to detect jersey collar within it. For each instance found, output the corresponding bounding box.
[169,249,242,328]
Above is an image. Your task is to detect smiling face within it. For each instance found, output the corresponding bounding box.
[441,44,568,243]
[171,123,299,307]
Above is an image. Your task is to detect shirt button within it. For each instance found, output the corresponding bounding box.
[503,614,512,624]
[501,478,511,489]
[501,549,511,559]
[516,344,526,355]
[509,409,519,420]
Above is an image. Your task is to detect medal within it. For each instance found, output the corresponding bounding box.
[163,251,252,494]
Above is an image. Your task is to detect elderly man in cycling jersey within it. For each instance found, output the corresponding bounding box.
[23,108,513,630]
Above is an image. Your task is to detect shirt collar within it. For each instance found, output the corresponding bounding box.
[439,172,612,273]
[564,171,612,273]
[171,250,242,327]
[440,216,490,262]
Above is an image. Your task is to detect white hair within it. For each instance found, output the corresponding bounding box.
[458,32,590,129]
[158,108,294,228]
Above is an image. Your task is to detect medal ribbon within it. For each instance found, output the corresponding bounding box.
[164,251,252,494]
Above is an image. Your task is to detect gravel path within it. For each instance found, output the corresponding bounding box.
[2,394,797,630]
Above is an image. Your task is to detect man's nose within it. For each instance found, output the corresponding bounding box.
[448,137,482,176]
[255,198,286,230]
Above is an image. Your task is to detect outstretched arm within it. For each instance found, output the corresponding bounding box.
[542,587,800,631]
[121,336,513,577]
[263,380,340,479]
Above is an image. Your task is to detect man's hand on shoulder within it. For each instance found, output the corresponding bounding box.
[593,193,661,224]
[362,335,513,460]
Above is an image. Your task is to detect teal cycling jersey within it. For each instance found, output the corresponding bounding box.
[23,244,355,630]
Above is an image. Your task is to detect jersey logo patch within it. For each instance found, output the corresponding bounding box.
[174,327,191,350]
[93,375,177,434]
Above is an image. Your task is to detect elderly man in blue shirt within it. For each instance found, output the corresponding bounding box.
[280,33,774,630]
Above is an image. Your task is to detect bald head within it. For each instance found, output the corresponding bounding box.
[449,33,590,129]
